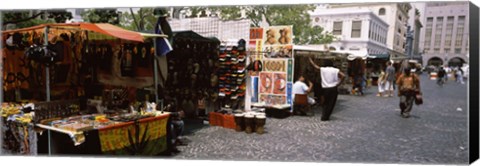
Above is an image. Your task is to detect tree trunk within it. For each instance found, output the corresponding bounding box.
[130,8,141,31]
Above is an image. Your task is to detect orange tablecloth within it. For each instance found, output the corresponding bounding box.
[209,112,236,130]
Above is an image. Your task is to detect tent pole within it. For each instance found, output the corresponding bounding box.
[44,26,52,156]
[0,12,3,155]
[153,40,159,105]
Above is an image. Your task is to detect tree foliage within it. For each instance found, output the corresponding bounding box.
[1,10,72,29]
[120,8,158,31]
[191,5,336,45]
[81,9,121,25]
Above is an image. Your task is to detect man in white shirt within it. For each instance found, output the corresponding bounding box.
[309,57,345,121]
[292,75,315,105]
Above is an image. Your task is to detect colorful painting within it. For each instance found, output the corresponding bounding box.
[286,82,293,104]
[263,45,293,58]
[250,28,264,40]
[273,73,287,95]
[251,76,259,102]
[263,26,293,46]
[263,59,287,72]
[259,94,287,105]
[287,59,293,82]
[259,72,273,94]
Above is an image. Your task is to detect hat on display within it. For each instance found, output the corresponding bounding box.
[237,39,246,51]
[238,55,246,63]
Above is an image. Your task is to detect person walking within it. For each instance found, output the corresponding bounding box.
[437,67,446,86]
[309,58,345,121]
[385,61,396,97]
[456,67,465,84]
[377,69,386,96]
[396,67,421,118]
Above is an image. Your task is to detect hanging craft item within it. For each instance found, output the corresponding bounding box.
[273,73,287,95]
[259,72,273,94]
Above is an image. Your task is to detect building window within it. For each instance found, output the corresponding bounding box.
[445,16,454,47]
[424,17,433,49]
[455,48,461,53]
[434,48,440,53]
[351,21,362,38]
[398,15,402,21]
[333,21,343,35]
[455,16,465,47]
[315,17,320,22]
[435,17,443,48]
[379,8,386,15]
[444,48,450,53]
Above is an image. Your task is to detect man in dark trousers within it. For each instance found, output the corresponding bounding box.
[397,67,421,118]
[309,58,345,121]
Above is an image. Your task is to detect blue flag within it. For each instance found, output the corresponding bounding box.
[155,17,173,56]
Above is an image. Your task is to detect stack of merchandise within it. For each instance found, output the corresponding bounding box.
[218,39,247,110]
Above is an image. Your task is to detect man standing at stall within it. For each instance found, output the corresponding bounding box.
[308,58,345,121]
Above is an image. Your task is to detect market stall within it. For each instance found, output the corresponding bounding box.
[1,23,173,156]
[366,54,390,86]
[292,46,350,96]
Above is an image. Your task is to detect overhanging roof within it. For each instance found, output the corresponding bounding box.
[2,23,167,42]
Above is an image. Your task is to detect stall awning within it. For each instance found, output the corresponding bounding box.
[368,54,390,60]
[2,23,166,42]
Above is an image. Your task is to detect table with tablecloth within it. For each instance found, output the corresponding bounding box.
[36,113,172,156]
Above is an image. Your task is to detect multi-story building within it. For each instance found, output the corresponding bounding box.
[310,8,389,57]
[328,3,412,60]
[418,1,469,67]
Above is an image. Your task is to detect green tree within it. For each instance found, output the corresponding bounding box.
[120,8,158,31]
[195,5,336,45]
[81,9,121,25]
[1,10,72,29]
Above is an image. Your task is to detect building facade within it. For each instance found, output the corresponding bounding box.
[328,3,412,60]
[310,8,389,57]
[418,2,469,67]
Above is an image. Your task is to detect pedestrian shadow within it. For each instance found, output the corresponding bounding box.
[396,114,421,119]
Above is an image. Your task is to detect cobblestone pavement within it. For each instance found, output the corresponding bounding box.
[171,74,469,165]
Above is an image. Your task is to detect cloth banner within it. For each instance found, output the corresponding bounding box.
[98,114,169,155]
[155,17,173,56]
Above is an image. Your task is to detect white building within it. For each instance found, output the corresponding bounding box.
[327,3,412,60]
[417,2,469,67]
[310,8,389,57]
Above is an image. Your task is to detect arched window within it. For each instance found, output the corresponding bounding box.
[379,8,386,15]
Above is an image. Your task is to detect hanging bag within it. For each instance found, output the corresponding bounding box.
[413,75,423,105]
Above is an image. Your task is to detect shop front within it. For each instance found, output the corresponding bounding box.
[1,23,173,156]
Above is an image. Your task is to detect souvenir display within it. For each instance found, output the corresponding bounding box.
[217,39,247,110]
[164,31,220,118]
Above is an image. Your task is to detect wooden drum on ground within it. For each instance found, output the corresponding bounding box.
[234,113,245,132]
[254,115,266,134]
[244,114,255,134]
